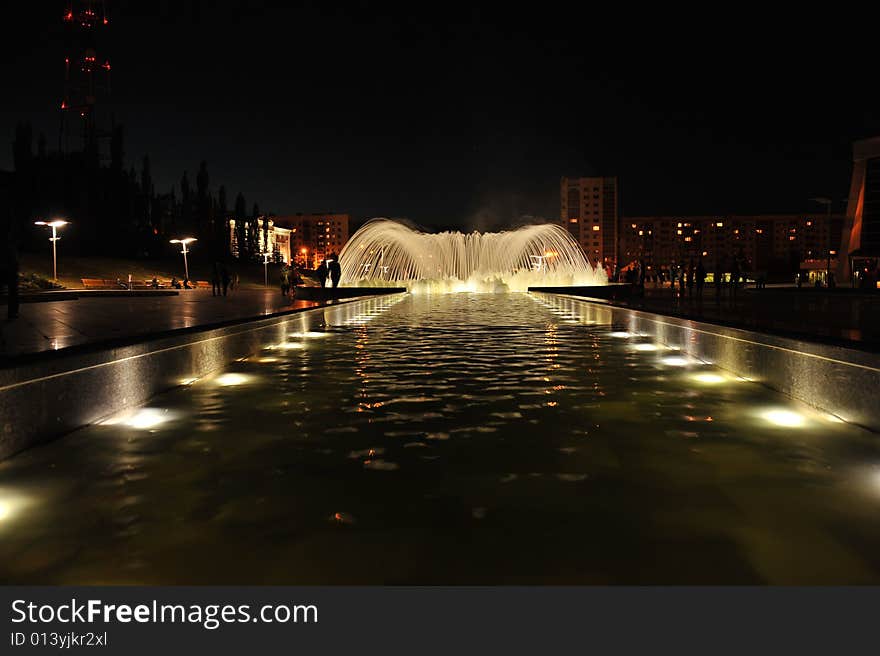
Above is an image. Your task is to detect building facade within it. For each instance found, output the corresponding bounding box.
[560,176,618,269]
[228,216,292,263]
[840,136,880,285]
[273,213,350,269]
[619,214,844,281]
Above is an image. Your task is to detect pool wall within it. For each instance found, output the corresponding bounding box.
[0,296,403,460]
[538,293,880,432]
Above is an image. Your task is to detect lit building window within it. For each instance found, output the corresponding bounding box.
[592,225,600,231]
[716,222,724,227]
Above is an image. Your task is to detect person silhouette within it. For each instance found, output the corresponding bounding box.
[328,255,342,288]
[316,259,329,288]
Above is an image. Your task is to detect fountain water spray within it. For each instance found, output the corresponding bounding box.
[339,219,606,293]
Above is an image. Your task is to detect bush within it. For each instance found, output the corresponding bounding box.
[18,272,63,292]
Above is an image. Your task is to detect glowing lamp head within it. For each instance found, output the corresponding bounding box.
[35,219,69,228]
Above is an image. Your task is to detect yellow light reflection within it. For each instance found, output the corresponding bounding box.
[215,373,252,386]
[691,373,726,384]
[761,408,806,428]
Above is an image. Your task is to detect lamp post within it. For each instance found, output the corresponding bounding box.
[34,219,69,281]
[261,251,271,287]
[170,237,196,282]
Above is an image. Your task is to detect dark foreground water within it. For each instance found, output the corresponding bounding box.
[2,293,880,584]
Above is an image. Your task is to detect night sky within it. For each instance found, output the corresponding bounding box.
[3,2,878,228]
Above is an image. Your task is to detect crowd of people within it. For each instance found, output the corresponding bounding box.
[615,256,757,300]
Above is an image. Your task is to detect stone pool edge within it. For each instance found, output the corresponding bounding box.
[534,292,880,433]
[0,293,406,460]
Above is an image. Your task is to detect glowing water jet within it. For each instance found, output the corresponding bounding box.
[339,219,605,292]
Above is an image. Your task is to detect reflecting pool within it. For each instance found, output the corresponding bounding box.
[2,293,880,584]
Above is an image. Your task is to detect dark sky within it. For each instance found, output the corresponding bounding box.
[2,2,878,228]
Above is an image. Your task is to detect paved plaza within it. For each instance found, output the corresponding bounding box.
[626,286,880,350]
[0,289,318,360]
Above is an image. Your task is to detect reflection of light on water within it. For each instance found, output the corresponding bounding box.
[610,331,633,338]
[215,373,252,386]
[289,331,329,338]
[631,343,660,352]
[270,342,304,350]
[0,488,33,525]
[258,357,279,363]
[179,377,199,386]
[691,373,726,384]
[761,408,806,428]
[662,356,692,367]
[102,407,171,429]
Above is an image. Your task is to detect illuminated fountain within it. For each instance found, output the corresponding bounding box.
[339,219,606,293]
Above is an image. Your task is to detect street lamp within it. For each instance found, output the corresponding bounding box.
[170,237,196,281]
[261,251,271,287]
[34,219,69,281]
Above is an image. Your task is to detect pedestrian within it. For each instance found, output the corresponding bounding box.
[316,259,329,288]
[730,258,741,300]
[686,260,695,298]
[696,260,706,297]
[329,255,342,288]
[280,264,290,297]
[212,262,221,297]
[221,262,230,297]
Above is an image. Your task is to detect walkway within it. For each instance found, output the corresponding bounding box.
[621,286,880,350]
[0,289,319,361]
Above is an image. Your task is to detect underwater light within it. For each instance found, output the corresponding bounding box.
[762,409,806,428]
[631,343,660,351]
[661,356,691,366]
[102,407,170,429]
[691,373,726,384]
[215,373,252,386]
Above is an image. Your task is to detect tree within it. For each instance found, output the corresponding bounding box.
[111,124,124,171]
[247,203,260,258]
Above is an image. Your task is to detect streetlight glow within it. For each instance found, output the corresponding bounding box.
[34,219,69,281]
[170,237,197,281]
